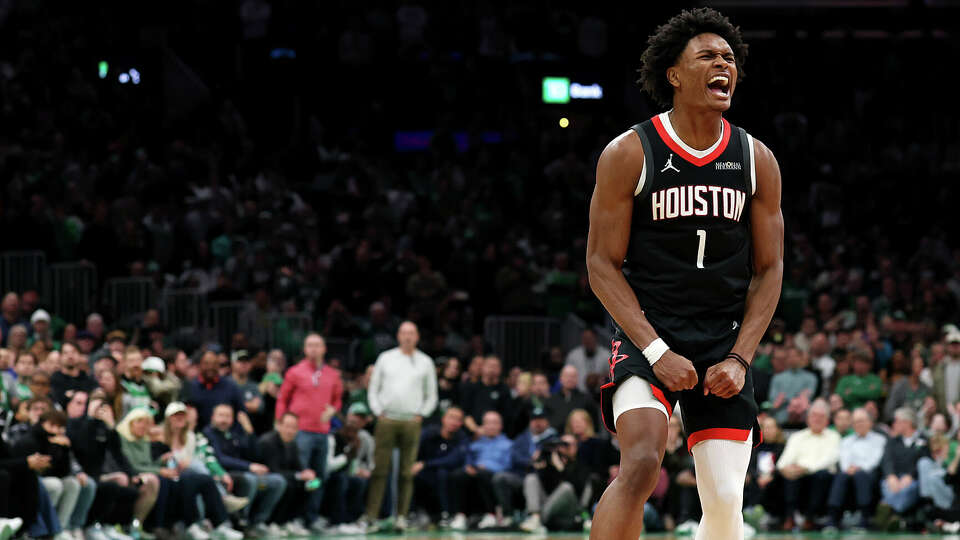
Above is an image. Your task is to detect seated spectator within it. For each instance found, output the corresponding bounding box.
[492,407,557,527]
[916,434,959,531]
[3,352,37,410]
[834,350,883,410]
[325,408,374,527]
[143,356,181,414]
[435,357,461,417]
[50,342,97,407]
[776,399,840,530]
[95,369,125,422]
[254,413,315,536]
[7,396,53,445]
[459,356,510,435]
[745,416,787,524]
[12,408,95,540]
[831,408,853,437]
[0,428,39,537]
[448,411,513,530]
[119,348,153,418]
[884,351,930,423]
[506,371,532,438]
[519,434,591,532]
[203,403,287,536]
[119,406,243,540]
[660,414,699,531]
[825,408,886,531]
[68,392,160,540]
[161,403,250,515]
[564,329,610,393]
[565,408,617,479]
[768,347,818,426]
[27,370,53,403]
[876,407,928,530]
[545,366,596,433]
[412,407,468,525]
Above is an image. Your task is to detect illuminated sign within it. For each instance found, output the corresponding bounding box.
[542,77,604,103]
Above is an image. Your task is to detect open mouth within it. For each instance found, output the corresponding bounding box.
[707,74,730,98]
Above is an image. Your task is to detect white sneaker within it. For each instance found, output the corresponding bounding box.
[222,495,249,514]
[101,526,133,540]
[212,523,243,540]
[247,523,270,538]
[84,525,111,540]
[283,521,310,537]
[0,518,23,540]
[448,513,468,530]
[519,513,544,533]
[394,516,408,531]
[186,523,210,540]
[743,521,756,538]
[478,513,498,529]
[334,522,366,534]
[308,517,328,533]
[675,519,699,536]
[266,523,286,537]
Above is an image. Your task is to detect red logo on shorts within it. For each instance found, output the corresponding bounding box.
[609,340,630,378]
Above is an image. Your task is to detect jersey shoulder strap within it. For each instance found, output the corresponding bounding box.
[736,126,756,197]
[629,120,656,200]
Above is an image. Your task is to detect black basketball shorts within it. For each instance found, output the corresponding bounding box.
[599,311,762,453]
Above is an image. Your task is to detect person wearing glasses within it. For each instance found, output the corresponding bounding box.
[50,342,97,406]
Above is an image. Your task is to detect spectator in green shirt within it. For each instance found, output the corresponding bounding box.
[834,350,883,410]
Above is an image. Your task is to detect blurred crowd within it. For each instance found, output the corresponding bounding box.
[2,0,960,538]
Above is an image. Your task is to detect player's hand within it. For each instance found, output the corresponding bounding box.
[652,350,698,392]
[703,358,746,399]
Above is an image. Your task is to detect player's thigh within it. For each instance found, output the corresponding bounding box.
[614,381,669,479]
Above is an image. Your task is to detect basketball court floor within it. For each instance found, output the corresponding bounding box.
[306,533,944,539]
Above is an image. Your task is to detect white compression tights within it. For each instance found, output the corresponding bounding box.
[691,432,753,540]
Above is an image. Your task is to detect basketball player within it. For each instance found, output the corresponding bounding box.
[586,8,783,540]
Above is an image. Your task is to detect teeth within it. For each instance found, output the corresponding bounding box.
[708,75,730,87]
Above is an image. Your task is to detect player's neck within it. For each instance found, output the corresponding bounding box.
[667,107,723,151]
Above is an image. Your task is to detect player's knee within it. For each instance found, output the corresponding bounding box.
[619,447,660,495]
[703,479,743,515]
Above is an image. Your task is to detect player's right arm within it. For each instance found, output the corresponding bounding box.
[586,132,697,392]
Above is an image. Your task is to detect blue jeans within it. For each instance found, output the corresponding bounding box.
[327,471,368,524]
[69,477,98,529]
[296,431,329,521]
[239,472,287,524]
[30,477,62,537]
[881,479,920,514]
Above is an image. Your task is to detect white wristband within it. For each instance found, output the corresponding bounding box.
[642,338,670,366]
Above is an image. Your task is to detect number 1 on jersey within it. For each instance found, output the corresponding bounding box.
[696,229,706,269]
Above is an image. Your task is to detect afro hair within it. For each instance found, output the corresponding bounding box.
[638,8,748,108]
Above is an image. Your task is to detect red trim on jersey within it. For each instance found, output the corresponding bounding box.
[649,385,673,418]
[600,382,616,435]
[686,427,751,453]
[651,115,732,167]
[599,380,673,436]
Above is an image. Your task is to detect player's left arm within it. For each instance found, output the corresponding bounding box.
[704,138,784,399]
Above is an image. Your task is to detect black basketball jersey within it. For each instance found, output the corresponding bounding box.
[624,111,756,321]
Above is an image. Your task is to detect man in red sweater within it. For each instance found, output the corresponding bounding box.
[276,332,343,532]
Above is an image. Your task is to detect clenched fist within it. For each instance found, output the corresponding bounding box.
[652,350,698,392]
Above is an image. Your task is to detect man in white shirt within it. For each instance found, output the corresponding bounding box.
[776,399,841,530]
[363,321,438,531]
[563,328,610,393]
[824,408,887,531]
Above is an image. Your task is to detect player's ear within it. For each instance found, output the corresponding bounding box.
[666,66,681,89]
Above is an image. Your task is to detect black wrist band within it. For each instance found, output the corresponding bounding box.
[726,353,750,371]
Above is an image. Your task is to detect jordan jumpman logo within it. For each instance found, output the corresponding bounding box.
[661,153,680,173]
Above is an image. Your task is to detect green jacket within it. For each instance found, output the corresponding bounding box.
[835,373,883,409]
[120,436,163,473]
